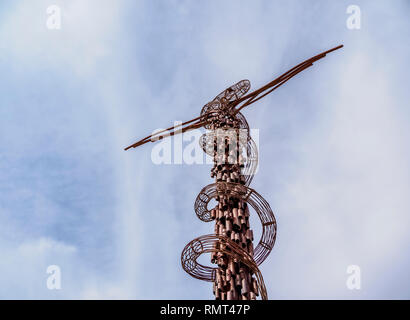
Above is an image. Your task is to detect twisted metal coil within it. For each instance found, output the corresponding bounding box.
[242,138,258,186]
[182,181,276,299]
[200,81,251,129]
[193,182,276,265]
[181,234,268,300]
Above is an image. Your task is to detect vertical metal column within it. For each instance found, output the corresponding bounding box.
[209,117,258,300]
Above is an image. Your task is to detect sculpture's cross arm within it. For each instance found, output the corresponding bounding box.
[124,115,208,150]
[232,44,343,113]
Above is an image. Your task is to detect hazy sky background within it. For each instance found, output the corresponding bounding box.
[0,0,409,299]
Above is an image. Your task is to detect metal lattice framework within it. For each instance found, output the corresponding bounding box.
[181,180,277,299]
[193,182,276,264]
[124,45,343,300]
[181,234,268,299]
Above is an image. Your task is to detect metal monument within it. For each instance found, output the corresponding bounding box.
[125,45,343,300]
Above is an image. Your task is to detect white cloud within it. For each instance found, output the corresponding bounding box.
[0,0,125,75]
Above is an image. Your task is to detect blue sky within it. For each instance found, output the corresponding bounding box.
[0,0,409,299]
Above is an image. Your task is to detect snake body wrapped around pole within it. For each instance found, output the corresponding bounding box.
[181,81,277,300]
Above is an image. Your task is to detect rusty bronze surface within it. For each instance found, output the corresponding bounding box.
[124,45,343,299]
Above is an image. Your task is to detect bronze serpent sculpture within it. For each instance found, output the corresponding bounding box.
[181,80,276,299]
[125,45,343,299]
